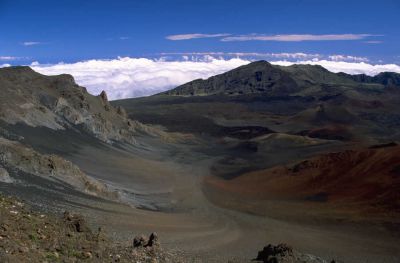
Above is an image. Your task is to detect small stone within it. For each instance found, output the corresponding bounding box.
[83,251,93,259]
[18,246,29,253]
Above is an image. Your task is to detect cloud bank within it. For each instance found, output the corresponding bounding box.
[26,56,400,100]
[31,57,247,99]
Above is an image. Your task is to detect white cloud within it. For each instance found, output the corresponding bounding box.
[166,33,230,40]
[29,57,400,100]
[31,57,247,100]
[0,56,19,61]
[221,34,377,42]
[160,52,322,60]
[22,41,41,46]
[327,55,369,62]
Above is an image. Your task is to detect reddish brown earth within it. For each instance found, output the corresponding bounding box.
[204,144,400,222]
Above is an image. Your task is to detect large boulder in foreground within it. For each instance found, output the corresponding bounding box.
[254,243,332,263]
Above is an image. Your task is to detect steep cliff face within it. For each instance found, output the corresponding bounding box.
[0,66,161,144]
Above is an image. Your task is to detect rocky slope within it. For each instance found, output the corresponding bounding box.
[0,66,162,144]
[0,136,118,200]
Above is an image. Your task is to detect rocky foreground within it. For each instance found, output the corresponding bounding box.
[0,195,335,263]
[0,194,335,263]
[0,194,184,263]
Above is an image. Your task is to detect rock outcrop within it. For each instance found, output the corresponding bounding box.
[0,66,163,144]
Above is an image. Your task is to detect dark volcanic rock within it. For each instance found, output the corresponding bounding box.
[133,232,159,248]
[255,243,294,262]
[147,232,159,247]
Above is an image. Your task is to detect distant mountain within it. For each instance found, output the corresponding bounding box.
[337,71,400,86]
[161,60,399,97]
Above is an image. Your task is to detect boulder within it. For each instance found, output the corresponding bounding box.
[254,243,330,263]
[147,232,159,247]
[255,243,293,263]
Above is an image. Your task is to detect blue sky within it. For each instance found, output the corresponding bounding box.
[1,0,399,64]
[1,0,400,99]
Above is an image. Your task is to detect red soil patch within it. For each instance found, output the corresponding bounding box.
[204,144,400,216]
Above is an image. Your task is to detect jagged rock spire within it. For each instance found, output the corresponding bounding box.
[99,90,108,103]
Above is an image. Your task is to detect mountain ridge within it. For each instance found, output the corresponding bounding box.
[160,60,399,97]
